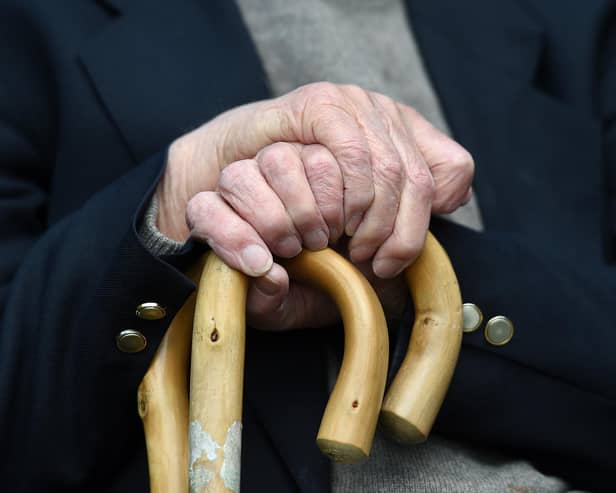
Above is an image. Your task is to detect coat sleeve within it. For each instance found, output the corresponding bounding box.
[0,7,196,491]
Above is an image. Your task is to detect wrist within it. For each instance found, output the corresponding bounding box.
[155,139,197,242]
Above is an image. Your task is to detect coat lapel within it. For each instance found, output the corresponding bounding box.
[405,0,546,231]
[406,0,603,262]
[81,0,271,163]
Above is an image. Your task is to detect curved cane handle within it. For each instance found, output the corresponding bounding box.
[281,248,389,463]
[139,231,461,493]
[139,248,388,493]
[380,232,462,443]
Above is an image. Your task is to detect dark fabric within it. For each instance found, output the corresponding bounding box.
[0,0,614,492]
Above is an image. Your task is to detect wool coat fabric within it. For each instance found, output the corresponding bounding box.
[0,0,615,491]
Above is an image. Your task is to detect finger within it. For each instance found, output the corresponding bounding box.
[371,175,432,279]
[296,83,375,235]
[398,104,474,214]
[246,262,290,325]
[300,144,345,243]
[346,91,406,262]
[217,159,302,258]
[186,191,274,277]
[256,143,329,251]
[227,83,374,235]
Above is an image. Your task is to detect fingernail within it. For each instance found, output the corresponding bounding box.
[346,213,363,236]
[373,258,406,278]
[241,244,273,275]
[277,235,302,257]
[255,273,280,296]
[304,229,328,250]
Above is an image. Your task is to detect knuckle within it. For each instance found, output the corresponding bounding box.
[218,161,246,192]
[450,147,475,176]
[390,238,424,263]
[305,153,337,185]
[258,142,296,173]
[185,191,217,230]
[409,167,436,199]
[311,80,338,95]
[301,81,341,105]
[340,83,366,99]
[303,144,334,165]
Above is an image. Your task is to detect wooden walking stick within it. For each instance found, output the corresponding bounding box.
[138,231,462,493]
[380,232,462,443]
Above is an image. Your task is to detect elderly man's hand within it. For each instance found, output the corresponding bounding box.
[158,82,473,270]
[185,142,410,329]
[155,82,473,327]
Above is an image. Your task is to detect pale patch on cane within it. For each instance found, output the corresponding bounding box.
[189,420,221,492]
[221,421,242,492]
[190,464,213,493]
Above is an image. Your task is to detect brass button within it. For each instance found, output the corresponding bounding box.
[484,316,514,346]
[136,302,166,321]
[462,303,483,333]
[116,330,147,353]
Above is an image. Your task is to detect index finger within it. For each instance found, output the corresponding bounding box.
[309,106,375,236]
[288,83,375,235]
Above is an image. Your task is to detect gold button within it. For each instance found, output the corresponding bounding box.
[462,303,483,333]
[484,316,514,346]
[136,302,166,321]
[116,330,147,353]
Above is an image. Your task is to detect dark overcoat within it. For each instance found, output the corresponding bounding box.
[0,0,614,491]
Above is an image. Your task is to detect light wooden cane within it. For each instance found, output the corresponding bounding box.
[139,231,462,493]
[137,260,204,493]
[280,247,389,463]
[380,232,462,443]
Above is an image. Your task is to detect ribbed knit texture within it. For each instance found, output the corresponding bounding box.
[138,194,185,256]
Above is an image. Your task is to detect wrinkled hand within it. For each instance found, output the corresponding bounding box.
[187,142,410,329]
[158,83,472,272]
[156,82,474,328]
